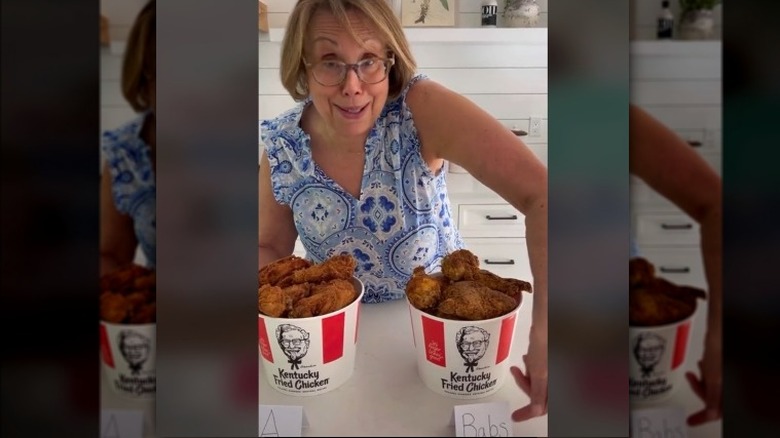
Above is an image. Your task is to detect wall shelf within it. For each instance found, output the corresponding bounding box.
[630,40,721,56]
[265,27,547,45]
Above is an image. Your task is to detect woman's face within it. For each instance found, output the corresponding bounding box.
[305,9,390,139]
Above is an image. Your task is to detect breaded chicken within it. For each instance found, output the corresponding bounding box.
[405,266,448,311]
[100,292,133,323]
[437,281,519,321]
[258,284,286,317]
[629,257,655,289]
[441,249,480,281]
[472,269,531,302]
[278,254,356,287]
[259,255,311,287]
[289,279,357,318]
[629,257,706,326]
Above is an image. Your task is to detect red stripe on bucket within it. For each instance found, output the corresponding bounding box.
[355,303,360,344]
[258,317,274,362]
[99,323,114,368]
[322,312,345,364]
[496,313,516,364]
[672,320,691,370]
[422,315,446,367]
[409,307,416,348]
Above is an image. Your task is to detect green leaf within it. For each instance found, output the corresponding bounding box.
[439,0,449,11]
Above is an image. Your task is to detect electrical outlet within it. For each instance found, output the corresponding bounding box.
[529,117,542,137]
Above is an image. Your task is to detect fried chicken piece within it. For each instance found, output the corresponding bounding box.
[259,255,311,287]
[441,249,480,281]
[472,269,531,303]
[278,254,356,287]
[629,257,655,289]
[289,279,357,318]
[130,303,156,324]
[100,264,154,293]
[258,284,287,317]
[628,258,707,326]
[100,292,133,323]
[630,285,697,326]
[281,283,311,313]
[133,270,156,291]
[437,281,519,321]
[405,266,448,311]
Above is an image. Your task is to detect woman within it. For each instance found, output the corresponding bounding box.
[630,104,722,425]
[100,0,156,276]
[258,0,547,420]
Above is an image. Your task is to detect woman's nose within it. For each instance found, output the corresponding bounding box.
[341,67,363,95]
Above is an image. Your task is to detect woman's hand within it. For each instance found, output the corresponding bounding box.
[684,330,722,425]
[510,327,548,422]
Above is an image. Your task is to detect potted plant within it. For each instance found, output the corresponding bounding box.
[502,0,540,28]
[678,0,721,39]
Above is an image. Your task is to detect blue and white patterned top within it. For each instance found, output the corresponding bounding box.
[261,74,465,303]
[101,113,156,269]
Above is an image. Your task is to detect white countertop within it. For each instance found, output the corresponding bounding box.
[259,295,546,437]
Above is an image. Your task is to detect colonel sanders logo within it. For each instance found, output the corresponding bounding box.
[118,330,151,375]
[456,326,490,373]
[276,324,310,370]
[633,332,666,378]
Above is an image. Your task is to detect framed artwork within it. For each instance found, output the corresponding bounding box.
[401,0,456,27]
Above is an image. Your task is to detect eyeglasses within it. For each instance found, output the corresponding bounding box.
[281,338,304,347]
[304,56,395,87]
[461,340,484,349]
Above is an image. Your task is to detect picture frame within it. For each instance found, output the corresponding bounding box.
[401,0,456,27]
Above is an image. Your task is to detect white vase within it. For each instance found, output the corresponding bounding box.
[678,9,716,40]
[503,0,540,28]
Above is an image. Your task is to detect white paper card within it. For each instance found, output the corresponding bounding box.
[259,405,306,437]
[453,401,512,437]
[630,405,688,438]
[100,409,143,438]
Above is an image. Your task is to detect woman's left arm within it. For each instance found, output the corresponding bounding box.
[407,80,548,419]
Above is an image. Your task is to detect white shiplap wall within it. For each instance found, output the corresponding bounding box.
[630,0,723,40]
[265,0,548,29]
[629,41,721,147]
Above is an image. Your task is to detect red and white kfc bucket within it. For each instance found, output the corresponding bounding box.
[629,314,694,403]
[407,298,522,399]
[258,277,364,396]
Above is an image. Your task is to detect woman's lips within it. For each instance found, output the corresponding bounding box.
[336,103,368,120]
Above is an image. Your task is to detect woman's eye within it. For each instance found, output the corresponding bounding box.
[321,61,341,70]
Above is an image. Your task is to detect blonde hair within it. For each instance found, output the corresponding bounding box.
[121,0,156,112]
[281,0,417,101]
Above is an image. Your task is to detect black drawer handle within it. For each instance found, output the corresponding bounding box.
[484,259,515,265]
[511,129,528,136]
[485,215,518,221]
[687,140,703,147]
[661,223,693,230]
[659,266,691,274]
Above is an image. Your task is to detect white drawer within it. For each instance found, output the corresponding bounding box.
[635,213,699,246]
[457,204,525,238]
[636,247,706,290]
[463,238,532,283]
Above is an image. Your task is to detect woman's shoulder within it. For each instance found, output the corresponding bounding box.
[261,101,308,141]
[101,113,147,152]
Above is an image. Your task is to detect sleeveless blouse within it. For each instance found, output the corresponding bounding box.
[261,74,465,303]
[101,113,156,268]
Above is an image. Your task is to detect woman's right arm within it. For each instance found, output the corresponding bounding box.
[100,162,138,276]
[258,152,299,269]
